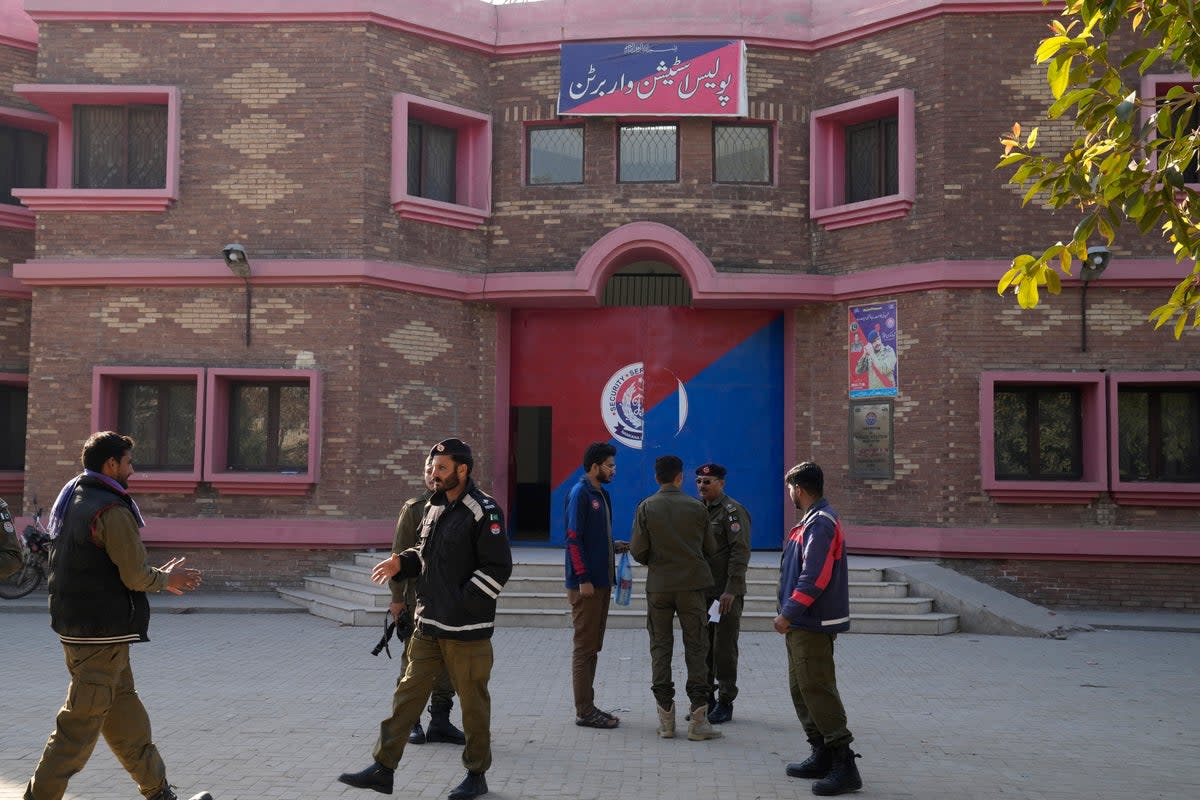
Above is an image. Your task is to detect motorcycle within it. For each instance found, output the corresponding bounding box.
[0,506,51,600]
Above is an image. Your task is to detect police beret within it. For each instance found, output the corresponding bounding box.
[430,438,472,460]
[695,463,727,479]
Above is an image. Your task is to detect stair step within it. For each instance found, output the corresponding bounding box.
[303,575,390,607]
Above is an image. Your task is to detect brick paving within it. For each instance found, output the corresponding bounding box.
[1,611,1197,800]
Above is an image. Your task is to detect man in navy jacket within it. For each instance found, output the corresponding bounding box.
[774,462,864,796]
[564,442,628,728]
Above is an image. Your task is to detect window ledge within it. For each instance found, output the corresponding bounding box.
[393,194,487,230]
[811,194,913,230]
[207,473,317,496]
[129,473,201,494]
[0,472,24,495]
[13,188,174,212]
[983,480,1106,505]
[0,204,35,230]
[1111,483,1200,507]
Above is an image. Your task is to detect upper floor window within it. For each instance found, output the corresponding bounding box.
[713,123,771,184]
[993,386,1082,481]
[1117,386,1200,482]
[527,125,583,185]
[0,383,27,471]
[407,120,457,203]
[619,123,678,183]
[117,380,196,471]
[74,104,168,190]
[0,125,47,205]
[228,381,310,472]
[845,116,898,203]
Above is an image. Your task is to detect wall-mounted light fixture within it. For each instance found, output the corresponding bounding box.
[222,243,252,346]
[1080,245,1111,352]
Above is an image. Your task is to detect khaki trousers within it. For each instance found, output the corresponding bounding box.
[398,608,455,712]
[374,631,494,774]
[645,589,710,709]
[785,628,853,748]
[705,594,744,703]
[567,586,612,717]
[27,643,167,800]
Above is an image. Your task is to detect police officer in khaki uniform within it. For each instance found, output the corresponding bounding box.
[374,457,465,746]
[630,455,721,742]
[25,432,212,800]
[694,463,751,725]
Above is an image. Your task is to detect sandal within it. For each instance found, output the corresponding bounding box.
[575,708,620,728]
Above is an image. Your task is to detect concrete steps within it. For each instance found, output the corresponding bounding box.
[279,549,959,635]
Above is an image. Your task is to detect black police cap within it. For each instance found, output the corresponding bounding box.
[695,463,727,479]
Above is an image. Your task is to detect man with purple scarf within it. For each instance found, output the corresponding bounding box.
[24,431,213,800]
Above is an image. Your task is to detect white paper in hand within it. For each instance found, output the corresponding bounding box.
[708,599,722,623]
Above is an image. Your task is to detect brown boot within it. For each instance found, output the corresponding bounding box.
[656,702,676,738]
[687,703,723,741]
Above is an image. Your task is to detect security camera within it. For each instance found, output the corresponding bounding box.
[1080,246,1111,281]
[222,243,251,279]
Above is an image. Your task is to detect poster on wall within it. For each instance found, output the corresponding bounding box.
[557,40,747,117]
[849,400,894,479]
[848,301,898,398]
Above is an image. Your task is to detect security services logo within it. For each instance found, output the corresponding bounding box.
[601,362,645,449]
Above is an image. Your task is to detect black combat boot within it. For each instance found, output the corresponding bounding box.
[447,770,488,800]
[707,699,733,724]
[337,761,395,794]
[786,737,832,779]
[409,722,426,744]
[147,786,214,800]
[810,744,862,796]
[425,706,466,745]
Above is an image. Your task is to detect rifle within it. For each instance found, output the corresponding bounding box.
[371,610,415,658]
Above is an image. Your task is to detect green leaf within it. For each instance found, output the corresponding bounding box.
[1114,90,1137,122]
[1174,313,1187,338]
[1017,277,1040,308]
[1045,268,1062,294]
[997,152,1028,168]
[1048,56,1073,99]
[1036,36,1069,63]
[997,266,1023,295]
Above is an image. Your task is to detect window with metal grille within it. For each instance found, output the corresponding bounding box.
[0,384,27,471]
[845,116,898,203]
[619,123,678,183]
[0,125,47,205]
[602,272,691,306]
[527,125,583,185]
[1118,386,1200,481]
[407,120,457,203]
[228,381,310,472]
[73,105,168,189]
[713,123,771,183]
[116,381,196,470]
[993,386,1082,480]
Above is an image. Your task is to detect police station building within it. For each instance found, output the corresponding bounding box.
[1,0,1197,608]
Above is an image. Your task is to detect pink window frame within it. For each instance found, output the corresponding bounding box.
[0,372,28,496]
[391,93,491,229]
[1108,371,1200,507]
[204,368,321,496]
[1139,74,1199,186]
[92,367,205,493]
[979,371,1108,504]
[0,106,59,230]
[810,88,915,230]
[11,84,181,212]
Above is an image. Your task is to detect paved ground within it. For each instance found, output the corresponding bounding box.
[2,608,1197,800]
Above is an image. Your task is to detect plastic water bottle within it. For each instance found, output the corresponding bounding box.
[615,553,633,606]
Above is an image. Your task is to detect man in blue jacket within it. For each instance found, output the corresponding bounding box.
[564,442,628,728]
[774,462,863,796]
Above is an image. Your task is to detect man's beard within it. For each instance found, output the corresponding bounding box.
[436,471,461,494]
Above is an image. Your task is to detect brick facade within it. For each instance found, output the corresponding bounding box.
[2,3,1196,602]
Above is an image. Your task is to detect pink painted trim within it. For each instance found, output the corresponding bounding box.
[0,275,32,299]
[848,523,1200,562]
[1140,74,1198,184]
[203,368,322,494]
[135,517,394,548]
[493,307,512,517]
[391,93,491,229]
[1107,371,1200,507]
[12,84,180,209]
[810,88,915,230]
[0,0,38,47]
[92,367,205,490]
[0,205,35,230]
[979,371,1108,503]
[0,105,60,216]
[20,2,1053,55]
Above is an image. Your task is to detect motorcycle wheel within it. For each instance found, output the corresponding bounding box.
[0,560,42,599]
